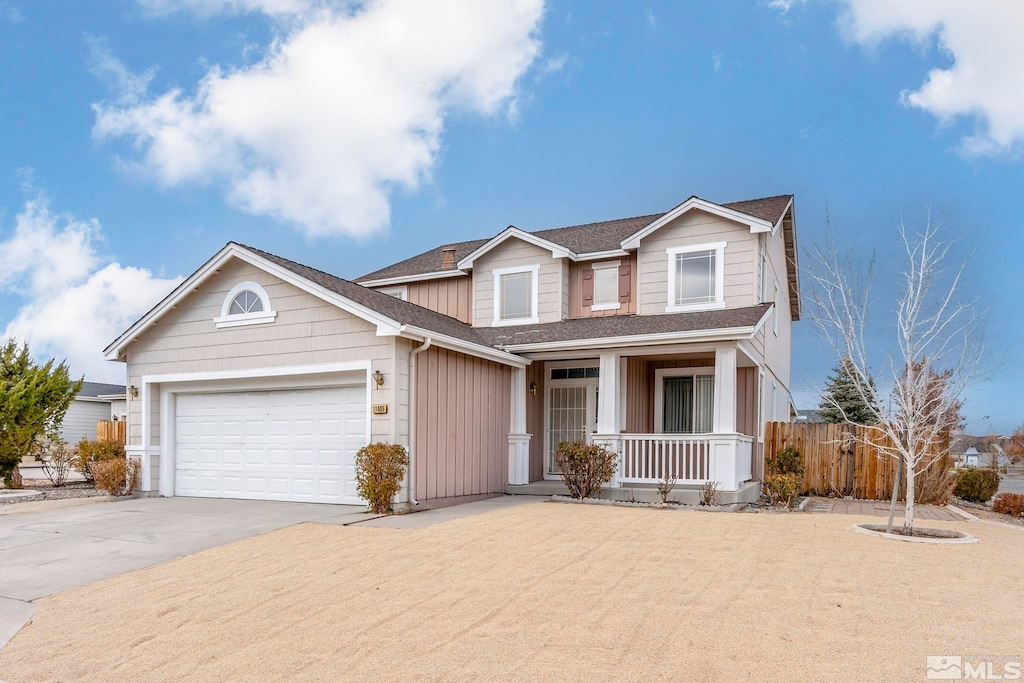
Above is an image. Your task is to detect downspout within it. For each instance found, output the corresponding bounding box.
[407,337,432,506]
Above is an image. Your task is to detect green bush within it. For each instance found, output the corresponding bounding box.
[355,442,409,514]
[954,467,1000,504]
[73,439,125,483]
[554,442,617,499]
[763,473,801,508]
[770,446,804,476]
[992,493,1024,518]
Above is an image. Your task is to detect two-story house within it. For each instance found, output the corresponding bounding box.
[105,194,798,508]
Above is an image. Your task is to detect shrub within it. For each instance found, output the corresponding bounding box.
[770,446,804,476]
[355,442,409,514]
[992,493,1024,518]
[700,480,721,507]
[554,442,617,500]
[35,439,74,487]
[763,473,801,508]
[91,457,140,496]
[656,470,677,505]
[954,467,1000,504]
[73,439,125,483]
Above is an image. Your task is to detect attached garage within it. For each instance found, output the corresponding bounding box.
[172,385,368,505]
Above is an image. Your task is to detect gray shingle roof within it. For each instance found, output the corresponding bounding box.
[356,194,793,283]
[241,244,491,347]
[478,305,772,348]
[78,382,126,398]
[240,244,770,353]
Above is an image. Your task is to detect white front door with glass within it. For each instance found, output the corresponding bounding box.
[545,365,599,477]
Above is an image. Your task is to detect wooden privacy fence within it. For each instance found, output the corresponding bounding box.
[96,420,127,445]
[764,421,952,501]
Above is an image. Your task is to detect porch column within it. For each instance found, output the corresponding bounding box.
[713,346,737,434]
[507,365,531,485]
[711,346,740,490]
[596,352,622,486]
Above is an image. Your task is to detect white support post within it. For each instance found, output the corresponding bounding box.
[507,366,531,485]
[596,352,622,487]
[713,346,738,434]
[712,346,739,490]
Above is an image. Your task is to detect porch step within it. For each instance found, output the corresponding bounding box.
[506,479,762,506]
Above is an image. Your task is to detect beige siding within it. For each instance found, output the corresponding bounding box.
[568,253,638,318]
[401,277,473,324]
[637,210,758,315]
[472,237,566,326]
[125,257,396,490]
[760,223,794,402]
[415,346,511,499]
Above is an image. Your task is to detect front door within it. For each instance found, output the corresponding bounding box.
[546,384,597,476]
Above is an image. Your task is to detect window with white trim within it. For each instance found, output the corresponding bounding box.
[592,260,620,310]
[655,368,715,434]
[378,285,408,301]
[758,248,767,302]
[214,281,277,329]
[666,242,726,313]
[493,265,539,325]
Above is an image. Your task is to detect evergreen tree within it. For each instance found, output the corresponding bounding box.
[0,340,82,488]
[819,356,880,424]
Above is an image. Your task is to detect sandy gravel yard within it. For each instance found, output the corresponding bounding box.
[0,503,1021,683]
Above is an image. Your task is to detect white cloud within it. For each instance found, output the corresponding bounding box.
[86,35,154,106]
[0,194,182,383]
[837,0,1024,156]
[0,3,24,23]
[765,0,804,14]
[95,0,545,238]
[643,7,656,26]
[540,52,568,75]
[712,51,722,72]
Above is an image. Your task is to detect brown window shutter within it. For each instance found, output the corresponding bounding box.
[618,263,631,303]
[582,268,594,307]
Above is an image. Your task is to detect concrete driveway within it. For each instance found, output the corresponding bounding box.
[0,497,366,648]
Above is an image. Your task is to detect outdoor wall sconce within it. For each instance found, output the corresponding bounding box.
[530,382,538,396]
[372,370,385,388]
[128,385,139,399]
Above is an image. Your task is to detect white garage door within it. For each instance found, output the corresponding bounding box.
[174,386,367,504]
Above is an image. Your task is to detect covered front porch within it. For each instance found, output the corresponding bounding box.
[506,344,765,501]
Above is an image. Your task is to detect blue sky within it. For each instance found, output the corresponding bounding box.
[0,1,1021,433]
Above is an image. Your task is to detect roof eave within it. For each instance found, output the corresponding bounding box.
[620,197,775,250]
[495,323,765,354]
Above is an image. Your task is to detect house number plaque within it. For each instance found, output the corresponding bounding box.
[372,404,389,415]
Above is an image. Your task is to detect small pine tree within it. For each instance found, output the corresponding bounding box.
[0,340,82,488]
[819,357,880,424]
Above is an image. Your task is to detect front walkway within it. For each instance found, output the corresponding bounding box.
[805,496,962,521]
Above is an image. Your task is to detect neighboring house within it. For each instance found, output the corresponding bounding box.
[60,382,128,445]
[962,445,1008,469]
[796,409,826,423]
[105,194,798,508]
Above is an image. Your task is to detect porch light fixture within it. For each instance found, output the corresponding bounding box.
[530,382,538,396]
[372,370,385,388]
[128,385,139,399]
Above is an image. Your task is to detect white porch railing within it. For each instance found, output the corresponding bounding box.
[594,433,755,491]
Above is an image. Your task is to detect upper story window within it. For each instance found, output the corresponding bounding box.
[493,265,540,326]
[377,285,408,301]
[591,260,620,310]
[665,242,726,313]
[214,281,277,329]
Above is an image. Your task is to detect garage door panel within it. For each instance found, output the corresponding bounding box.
[175,386,366,505]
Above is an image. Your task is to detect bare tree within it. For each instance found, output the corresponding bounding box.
[806,211,985,535]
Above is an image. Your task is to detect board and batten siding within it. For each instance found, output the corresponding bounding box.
[567,253,638,318]
[402,276,473,324]
[124,257,396,491]
[637,210,758,315]
[472,237,565,326]
[525,360,546,481]
[414,345,511,500]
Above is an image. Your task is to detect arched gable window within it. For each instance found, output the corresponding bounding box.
[213,281,277,329]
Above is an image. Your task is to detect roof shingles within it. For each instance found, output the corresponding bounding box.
[356,194,792,282]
